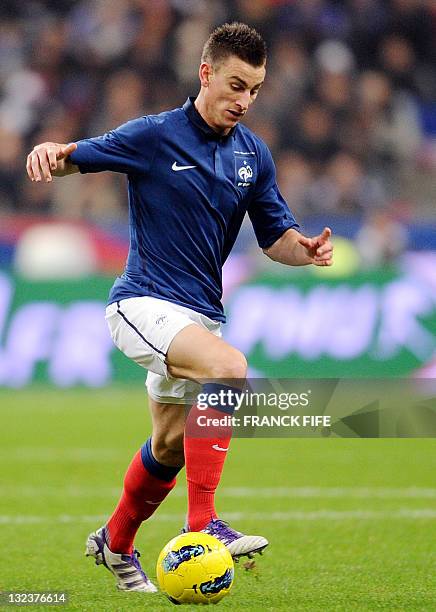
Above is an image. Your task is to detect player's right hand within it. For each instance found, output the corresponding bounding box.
[26,142,78,182]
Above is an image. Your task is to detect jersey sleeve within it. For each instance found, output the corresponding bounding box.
[247,143,299,249]
[69,116,158,175]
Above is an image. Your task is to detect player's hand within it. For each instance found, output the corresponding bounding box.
[297,227,333,266]
[26,142,78,182]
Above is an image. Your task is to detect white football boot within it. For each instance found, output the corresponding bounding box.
[184,519,268,559]
[85,526,157,593]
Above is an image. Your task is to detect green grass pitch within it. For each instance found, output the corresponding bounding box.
[0,388,435,611]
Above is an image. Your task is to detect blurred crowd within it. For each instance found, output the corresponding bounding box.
[0,0,435,263]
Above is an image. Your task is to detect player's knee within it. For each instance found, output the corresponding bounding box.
[152,431,185,467]
[209,350,247,380]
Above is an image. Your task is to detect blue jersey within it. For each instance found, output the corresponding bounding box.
[70,98,298,322]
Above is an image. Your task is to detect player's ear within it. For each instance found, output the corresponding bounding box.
[199,62,213,87]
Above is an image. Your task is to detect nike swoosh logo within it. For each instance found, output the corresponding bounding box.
[212,444,229,452]
[172,161,197,171]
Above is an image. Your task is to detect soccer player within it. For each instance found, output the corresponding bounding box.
[26,23,333,593]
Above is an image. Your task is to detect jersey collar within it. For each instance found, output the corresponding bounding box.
[183,97,236,140]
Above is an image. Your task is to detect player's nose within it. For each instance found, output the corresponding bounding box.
[236,90,251,111]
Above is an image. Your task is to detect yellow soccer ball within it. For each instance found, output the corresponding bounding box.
[156,532,234,605]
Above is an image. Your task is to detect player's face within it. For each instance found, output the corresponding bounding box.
[201,55,265,135]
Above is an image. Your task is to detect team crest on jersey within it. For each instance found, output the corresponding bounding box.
[234,152,256,188]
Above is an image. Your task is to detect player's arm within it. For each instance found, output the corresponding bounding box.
[28,117,159,179]
[249,142,333,267]
[263,227,333,267]
[26,142,79,182]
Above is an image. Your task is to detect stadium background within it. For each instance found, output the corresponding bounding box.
[0,0,435,384]
[1,1,435,610]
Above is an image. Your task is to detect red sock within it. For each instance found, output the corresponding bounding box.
[184,406,233,532]
[107,450,176,553]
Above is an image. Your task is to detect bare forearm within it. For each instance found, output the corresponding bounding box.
[263,229,311,266]
[263,227,334,268]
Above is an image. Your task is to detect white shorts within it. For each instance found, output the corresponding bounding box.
[105,296,221,404]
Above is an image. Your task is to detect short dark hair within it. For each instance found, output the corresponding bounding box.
[201,22,267,68]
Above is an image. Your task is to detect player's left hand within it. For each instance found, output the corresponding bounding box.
[298,227,333,266]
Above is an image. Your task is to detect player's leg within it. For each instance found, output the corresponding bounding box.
[149,397,185,467]
[105,400,185,554]
[166,322,247,382]
[87,296,265,589]
[85,399,185,592]
[85,297,199,591]
[165,324,268,557]
[165,324,244,527]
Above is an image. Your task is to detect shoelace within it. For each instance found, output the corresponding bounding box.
[206,520,242,544]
